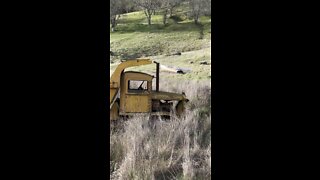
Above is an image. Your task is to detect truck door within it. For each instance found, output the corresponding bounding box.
[124,80,151,113]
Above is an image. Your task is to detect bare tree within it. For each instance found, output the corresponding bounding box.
[168,0,183,17]
[123,0,136,13]
[163,8,169,25]
[188,0,211,24]
[134,0,161,25]
[110,0,127,32]
[161,0,183,25]
[203,0,211,16]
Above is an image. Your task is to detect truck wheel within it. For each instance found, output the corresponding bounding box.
[176,100,186,117]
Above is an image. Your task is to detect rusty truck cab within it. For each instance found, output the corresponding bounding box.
[119,71,154,115]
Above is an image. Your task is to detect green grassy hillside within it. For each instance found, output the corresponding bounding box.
[110,7,211,81]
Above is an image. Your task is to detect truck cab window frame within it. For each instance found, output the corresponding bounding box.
[128,80,148,93]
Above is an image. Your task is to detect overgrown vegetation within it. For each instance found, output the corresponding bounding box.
[110,80,211,180]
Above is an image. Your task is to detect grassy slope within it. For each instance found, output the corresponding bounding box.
[110,6,211,80]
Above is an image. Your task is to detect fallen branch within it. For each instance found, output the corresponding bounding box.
[160,64,192,74]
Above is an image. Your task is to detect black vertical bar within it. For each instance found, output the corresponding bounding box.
[156,62,159,92]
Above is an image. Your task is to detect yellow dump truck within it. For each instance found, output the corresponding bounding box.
[110,59,189,120]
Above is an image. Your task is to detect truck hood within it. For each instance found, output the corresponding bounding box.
[151,91,188,101]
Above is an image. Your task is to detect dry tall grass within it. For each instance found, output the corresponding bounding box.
[110,79,211,180]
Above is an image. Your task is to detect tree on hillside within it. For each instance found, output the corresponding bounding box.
[161,0,183,25]
[133,0,162,25]
[110,0,127,32]
[188,0,211,24]
[168,0,183,17]
[123,0,137,13]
